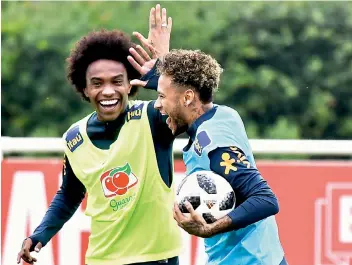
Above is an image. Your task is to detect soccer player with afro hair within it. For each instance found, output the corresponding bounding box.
[17,4,183,265]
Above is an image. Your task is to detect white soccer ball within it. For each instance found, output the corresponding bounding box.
[176,170,236,224]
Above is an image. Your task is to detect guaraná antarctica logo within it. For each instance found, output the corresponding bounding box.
[100,163,138,198]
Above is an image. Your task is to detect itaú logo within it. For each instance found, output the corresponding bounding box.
[314,183,352,265]
[100,163,138,198]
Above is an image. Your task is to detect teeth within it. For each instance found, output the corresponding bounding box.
[100,99,118,106]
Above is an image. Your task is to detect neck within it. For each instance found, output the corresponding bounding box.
[186,102,213,127]
[97,101,129,122]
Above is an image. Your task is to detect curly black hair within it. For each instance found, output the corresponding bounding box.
[67,29,140,101]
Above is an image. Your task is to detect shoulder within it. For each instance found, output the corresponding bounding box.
[63,120,82,139]
[198,105,242,131]
[209,146,253,176]
[63,123,84,153]
[196,106,248,154]
[214,105,243,123]
[128,100,149,110]
[144,100,167,126]
[126,100,150,121]
[209,146,251,168]
[145,100,160,119]
[62,113,93,152]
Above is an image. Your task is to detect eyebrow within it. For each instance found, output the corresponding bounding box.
[90,74,124,81]
[90,77,102,82]
[112,74,124,79]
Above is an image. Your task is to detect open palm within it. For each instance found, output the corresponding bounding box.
[128,4,172,87]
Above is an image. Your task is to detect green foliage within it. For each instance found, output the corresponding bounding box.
[2,1,352,139]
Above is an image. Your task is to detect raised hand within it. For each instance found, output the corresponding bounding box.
[128,4,172,87]
[133,4,172,58]
[128,45,157,76]
[127,44,157,87]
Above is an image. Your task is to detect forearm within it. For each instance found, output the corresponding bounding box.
[228,193,279,229]
[205,215,232,237]
[208,146,280,236]
[207,193,279,236]
[29,190,84,249]
[29,156,86,249]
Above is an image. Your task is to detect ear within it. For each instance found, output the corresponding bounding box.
[83,87,89,98]
[183,89,195,106]
[127,83,132,93]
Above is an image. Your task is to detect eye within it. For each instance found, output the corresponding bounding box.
[92,81,101,87]
[113,80,123,86]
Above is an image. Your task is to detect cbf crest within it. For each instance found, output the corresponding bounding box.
[194,131,211,156]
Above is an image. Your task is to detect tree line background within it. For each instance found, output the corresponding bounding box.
[2,1,352,141]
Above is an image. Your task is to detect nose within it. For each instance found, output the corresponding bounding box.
[102,85,115,97]
[154,97,162,110]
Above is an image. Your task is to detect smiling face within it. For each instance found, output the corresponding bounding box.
[154,74,190,134]
[84,59,131,121]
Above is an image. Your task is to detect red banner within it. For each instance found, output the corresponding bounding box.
[2,159,352,265]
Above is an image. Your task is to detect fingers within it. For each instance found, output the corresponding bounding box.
[133,32,159,59]
[173,202,185,222]
[128,45,152,73]
[127,55,143,74]
[130,79,147,87]
[136,45,151,61]
[24,248,37,263]
[17,238,41,264]
[129,47,146,66]
[22,256,37,264]
[149,7,156,28]
[128,44,155,75]
[168,16,173,32]
[17,250,37,264]
[133,32,149,48]
[155,4,161,27]
[27,256,37,264]
[150,4,170,30]
[173,205,177,220]
[161,8,167,25]
[17,252,21,264]
[133,32,147,42]
[184,201,206,224]
[18,238,32,264]
[130,44,151,62]
[161,8,172,33]
[184,201,196,216]
[34,242,42,253]
[145,4,172,58]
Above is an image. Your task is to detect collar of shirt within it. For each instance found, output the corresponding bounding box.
[87,105,129,140]
[186,105,217,141]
